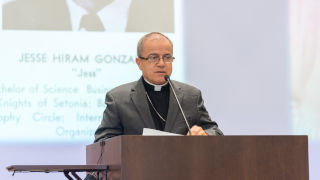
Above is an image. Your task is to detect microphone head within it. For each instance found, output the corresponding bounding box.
[164,75,170,81]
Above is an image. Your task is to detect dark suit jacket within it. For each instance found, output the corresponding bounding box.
[2,0,174,32]
[94,77,223,142]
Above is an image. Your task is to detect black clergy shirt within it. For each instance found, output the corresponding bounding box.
[142,78,170,131]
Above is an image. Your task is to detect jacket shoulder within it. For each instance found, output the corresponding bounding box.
[107,81,137,97]
[171,80,201,95]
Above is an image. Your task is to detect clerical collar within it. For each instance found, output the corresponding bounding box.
[143,78,168,91]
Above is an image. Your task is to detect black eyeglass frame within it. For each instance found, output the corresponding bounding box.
[138,54,175,63]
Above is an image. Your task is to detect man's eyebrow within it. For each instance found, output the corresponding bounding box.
[147,53,172,56]
[148,53,159,56]
[163,53,172,56]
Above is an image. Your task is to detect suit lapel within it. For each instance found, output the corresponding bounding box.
[130,78,156,129]
[165,81,184,132]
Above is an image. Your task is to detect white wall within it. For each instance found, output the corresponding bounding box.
[184,0,290,135]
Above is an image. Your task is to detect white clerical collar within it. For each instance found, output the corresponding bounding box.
[144,78,168,91]
[65,0,132,31]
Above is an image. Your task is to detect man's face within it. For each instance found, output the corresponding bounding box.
[136,37,173,85]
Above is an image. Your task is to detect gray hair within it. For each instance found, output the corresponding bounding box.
[137,32,173,57]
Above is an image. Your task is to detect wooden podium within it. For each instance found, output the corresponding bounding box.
[86,136,309,180]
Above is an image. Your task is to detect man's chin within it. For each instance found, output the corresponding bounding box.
[144,74,168,85]
[151,78,167,85]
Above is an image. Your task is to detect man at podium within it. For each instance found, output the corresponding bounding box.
[94,32,223,142]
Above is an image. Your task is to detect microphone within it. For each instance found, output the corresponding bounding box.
[164,75,192,135]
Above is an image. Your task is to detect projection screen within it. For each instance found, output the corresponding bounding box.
[0,0,185,143]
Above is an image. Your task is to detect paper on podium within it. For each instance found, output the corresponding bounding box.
[143,128,182,136]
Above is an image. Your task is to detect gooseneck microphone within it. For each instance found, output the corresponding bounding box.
[164,75,192,135]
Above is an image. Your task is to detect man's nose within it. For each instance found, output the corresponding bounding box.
[156,58,166,66]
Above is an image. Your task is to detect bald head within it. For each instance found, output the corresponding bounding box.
[137,32,173,57]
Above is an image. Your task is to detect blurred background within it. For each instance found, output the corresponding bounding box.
[0,0,319,179]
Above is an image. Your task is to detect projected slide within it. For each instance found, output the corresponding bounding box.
[0,0,185,143]
[290,0,320,140]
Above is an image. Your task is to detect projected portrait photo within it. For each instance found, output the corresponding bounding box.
[290,0,320,139]
[2,0,174,32]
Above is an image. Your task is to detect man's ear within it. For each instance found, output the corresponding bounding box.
[136,58,143,70]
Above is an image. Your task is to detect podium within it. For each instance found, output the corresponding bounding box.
[86,136,309,180]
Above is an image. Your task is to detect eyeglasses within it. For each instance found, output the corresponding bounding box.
[138,54,175,64]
